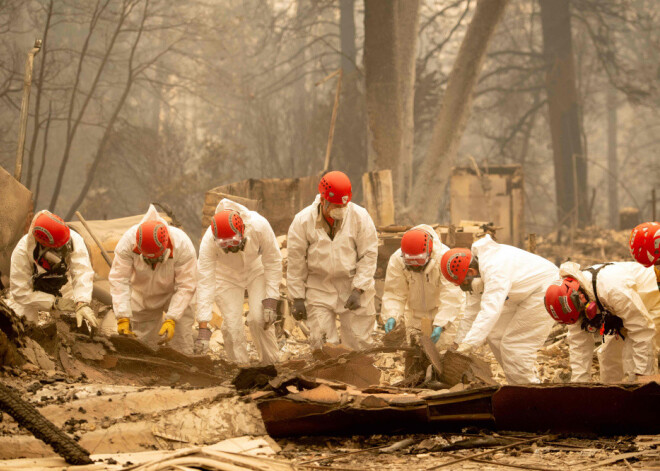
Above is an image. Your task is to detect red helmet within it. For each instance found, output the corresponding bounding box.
[544,277,584,324]
[134,220,170,259]
[32,212,70,248]
[319,171,352,205]
[211,210,244,247]
[440,248,472,285]
[629,222,660,267]
[401,229,434,266]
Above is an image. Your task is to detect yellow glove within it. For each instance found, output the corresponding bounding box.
[117,317,135,336]
[158,319,175,343]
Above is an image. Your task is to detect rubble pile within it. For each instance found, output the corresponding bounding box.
[536,227,633,267]
[0,227,657,469]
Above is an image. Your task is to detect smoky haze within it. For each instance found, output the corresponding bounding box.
[1,0,658,241]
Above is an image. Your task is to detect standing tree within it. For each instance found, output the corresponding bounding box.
[364,0,420,210]
[410,0,509,222]
[333,0,366,198]
[539,0,588,229]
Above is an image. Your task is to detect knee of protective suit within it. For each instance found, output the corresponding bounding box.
[221,317,242,337]
[245,306,263,327]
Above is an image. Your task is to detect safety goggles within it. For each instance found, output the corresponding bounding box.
[402,252,430,267]
[214,234,243,249]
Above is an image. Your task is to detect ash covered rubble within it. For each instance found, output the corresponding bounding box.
[0,229,658,470]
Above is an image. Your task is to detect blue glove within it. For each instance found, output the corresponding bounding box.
[430,326,443,344]
[384,317,396,333]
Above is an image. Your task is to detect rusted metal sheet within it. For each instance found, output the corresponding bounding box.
[492,382,660,435]
[258,397,430,437]
[257,382,660,437]
[426,387,497,424]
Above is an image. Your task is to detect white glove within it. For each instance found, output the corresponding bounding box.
[263,308,277,330]
[456,343,474,355]
[53,297,76,312]
[194,327,212,354]
[75,304,98,329]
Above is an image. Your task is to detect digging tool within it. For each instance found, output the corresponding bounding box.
[75,210,113,267]
[316,69,343,173]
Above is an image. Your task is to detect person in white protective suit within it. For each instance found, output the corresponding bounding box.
[6,210,97,329]
[196,199,282,364]
[109,205,197,354]
[287,171,378,351]
[544,261,660,382]
[381,225,464,349]
[440,235,558,384]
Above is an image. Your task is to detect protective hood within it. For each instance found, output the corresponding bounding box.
[134,204,174,257]
[559,261,594,301]
[470,233,497,260]
[215,198,253,226]
[139,204,170,226]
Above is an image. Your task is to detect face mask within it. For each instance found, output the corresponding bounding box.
[329,207,347,220]
[407,264,426,273]
[584,301,598,320]
[223,237,247,254]
[142,248,170,267]
[460,276,482,293]
[470,277,484,294]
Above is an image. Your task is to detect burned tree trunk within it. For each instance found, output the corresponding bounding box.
[539,0,588,229]
[410,0,509,222]
[396,1,420,209]
[607,86,619,229]
[364,1,402,174]
[364,0,420,212]
[334,0,367,199]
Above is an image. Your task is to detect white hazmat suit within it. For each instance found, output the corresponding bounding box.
[6,211,94,323]
[109,205,197,354]
[455,235,558,384]
[381,224,464,347]
[560,261,660,382]
[287,195,378,350]
[197,199,282,365]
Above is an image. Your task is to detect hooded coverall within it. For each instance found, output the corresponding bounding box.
[6,211,94,324]
[287,195,378,350]
[455,235,558,384]
[109,205,197,354]
[381,224,464,348]
[197,199,282,364]
[560,261,660,382]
